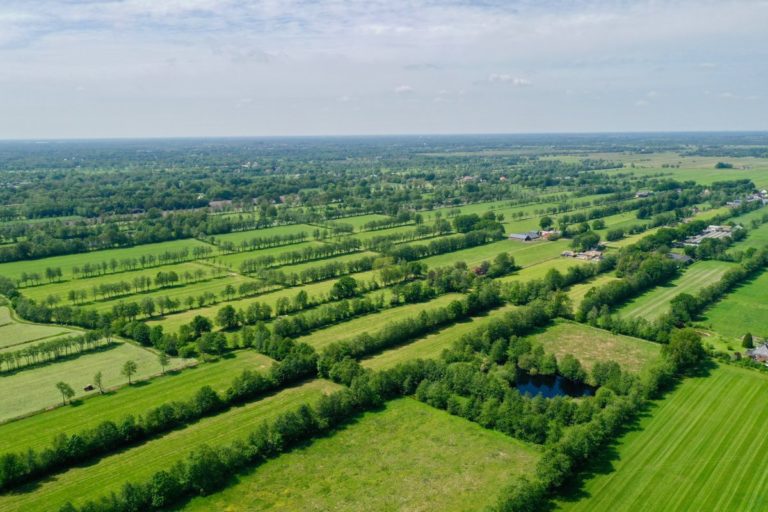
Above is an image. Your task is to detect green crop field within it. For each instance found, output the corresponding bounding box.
[181,398,540,512]
[0,379,340,512]
[297,292,466,350]
[0,342,190,422]
[618,260,734,321]
[0,306,79,349]
[0,350,272,453]
[207,223,317,244]
[526,320,660,373]
[362,303,518,370]
[700,268,768,339]
[557,365,768,511]
[0,238,217,283]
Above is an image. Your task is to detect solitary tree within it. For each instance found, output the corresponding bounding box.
[122,360,138,384]
[93,371,104,394]
[56,381,75,405]
[743,332,754,349]
[158,352,170,374]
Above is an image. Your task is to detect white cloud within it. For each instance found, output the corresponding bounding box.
[488,74,531,86]
[394,84,414,94]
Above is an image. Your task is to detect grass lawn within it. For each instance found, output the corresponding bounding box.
[618,260,734,321]
[297,293,465,350]
[181,398,540,512]
[0,238,217,283]
[699,268,768,339]
[0,351,272,454]
[0,342,189,422]
[207,223,316,245]
[0,380,340,512]
[556,365,768,512]
[0,306,79,349]
[362,303,518,370]
[525,320,660,373]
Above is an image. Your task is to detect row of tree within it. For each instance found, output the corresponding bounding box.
[0,331,109,373]
[237,238,361,274]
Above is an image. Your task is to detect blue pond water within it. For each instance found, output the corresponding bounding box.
[515,373,595,398]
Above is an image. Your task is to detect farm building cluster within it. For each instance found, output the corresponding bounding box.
[726,189,768,207]
[680,225,742,247]
[508,230,559,242]
[561,250,604,261]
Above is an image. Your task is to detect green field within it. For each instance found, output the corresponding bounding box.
[0,342,190,422]
[182,398,540,512]
[273,250,381,274]
[0,379,340,512]
[147,268,382,334]
[0,306,79,349]
[728,208,768,254]
[525,320,660,373]
[0,238,217,283]
[345,223,426,242]
[212,240,323,269]
[566,273,619,309]
[331,213,394,230]
[296,292,465,350]
[19,261,213,304]
[0,351,272,454]
[419,239,567,269]
[618,260,734,321]
[362,304,518,370]
[701,268,768,339]
[207,223,316,244]
[557,365,768,511]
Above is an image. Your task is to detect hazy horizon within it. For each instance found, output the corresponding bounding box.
[1,0,766,139]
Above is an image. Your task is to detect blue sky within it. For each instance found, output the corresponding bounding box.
[0,0,765,138]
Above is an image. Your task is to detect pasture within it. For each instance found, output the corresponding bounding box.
[566,273,619,309]
[181,398,540,512]
[525,320,660,373]
[0,351,272,454]
[0,306,79,349]
[362,303,518,370]
[331,213,394,230]
[700,268,768,339]
[298,292,465,350]
[618,260,734,321]
[0,238,217,283]
[556,365,768,512]
[206,223,316,245]
[0,342,189,422]
[211,240,322,269]
[419,239,565,269]
[0,380,341,512]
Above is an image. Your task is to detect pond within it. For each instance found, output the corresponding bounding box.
[515,373,595,398]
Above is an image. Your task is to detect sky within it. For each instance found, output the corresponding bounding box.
[0,0,766,139]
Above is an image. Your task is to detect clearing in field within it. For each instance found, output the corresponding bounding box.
[556,365,768,512]
[525,320,660,373]
[0,379,340,512]
[700,268,768,339]
[298,292,465,350]
[0,306,79,349]
[181,398,540,512]
[362,303,517,370]
[618,260,734,321]
[0,341,189,422]
[0,350,273,454]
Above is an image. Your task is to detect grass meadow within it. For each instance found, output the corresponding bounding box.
[0,238,217,283]
[556,365,768,512]
[0,380,340,512]
[0,342,189,422]
[207,223,317,245]
[181,398,540,512]
[0,351,272,454]
[700,268,768,339]
[0,306,79,349]
[618,260,734,321]
[525,320,660,373]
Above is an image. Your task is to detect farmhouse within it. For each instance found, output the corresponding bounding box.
[667,253,694,264]
[746,343,768,363]
[562,250,604,261]
[509,231,541,242]
[540,230,561,240]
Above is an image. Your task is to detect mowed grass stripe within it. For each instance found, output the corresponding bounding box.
[0,379,340,512]
[557,365,768,512]
[619,261,732,320]
[0,351,273,454]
